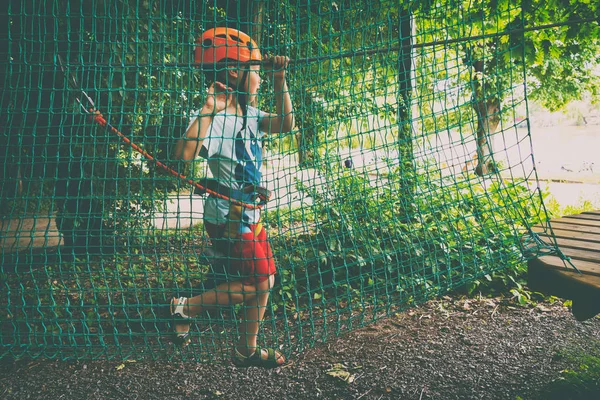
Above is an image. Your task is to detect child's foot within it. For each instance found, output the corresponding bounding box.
[170,297,191,346]
[232,346,286,368]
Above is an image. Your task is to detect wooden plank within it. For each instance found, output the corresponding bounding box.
[536,255,600,277]
[545,221,600,235]
[530,258,600,290]
[533,227,600,244]
[544,237,600,253]
[545,230,600,243]
[525,235,600,263]
[582,210,600,216]
[563,213,600,222]
[552,217,600,228]
[530,234,600,263]
[559,246,600,264]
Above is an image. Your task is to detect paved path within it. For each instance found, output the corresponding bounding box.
[0,216,62,251]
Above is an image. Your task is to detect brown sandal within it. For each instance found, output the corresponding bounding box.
[232,346,285,368]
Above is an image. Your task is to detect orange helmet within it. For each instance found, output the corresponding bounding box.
[195,28,261,65]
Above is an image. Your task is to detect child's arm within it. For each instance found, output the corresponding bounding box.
[173,112,212,161]
[173,82,233,161]
[260,56,295,135]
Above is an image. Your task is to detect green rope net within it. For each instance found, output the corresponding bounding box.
[1,0,557,361]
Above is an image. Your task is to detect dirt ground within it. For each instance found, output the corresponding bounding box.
[1,296,599,400]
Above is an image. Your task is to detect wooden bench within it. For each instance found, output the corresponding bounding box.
[528,210,600,321]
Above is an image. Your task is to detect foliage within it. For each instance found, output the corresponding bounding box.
[532,340,600,400]
[262,0,404,165]
[414,0,600,116]
[545,196,600,219]
[523,0,600,110]
[1,0,208,249]
[4,0,598,236]
[266,161,545,312]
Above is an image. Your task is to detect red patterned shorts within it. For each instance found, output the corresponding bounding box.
[204,222,276,285]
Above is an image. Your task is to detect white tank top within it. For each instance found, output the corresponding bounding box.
[187,106,268,228]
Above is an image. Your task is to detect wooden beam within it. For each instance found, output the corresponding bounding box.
[563,213,600,222]
[528,258,600,321]
[559,246,600,264]
[535,255,600,277]
[538,236,600,253]
[545,221,600,235]
[552,217,600,228]
[537,228,600,242]
[528,210,600,321]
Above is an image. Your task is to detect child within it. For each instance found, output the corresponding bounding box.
[171,27,294,368]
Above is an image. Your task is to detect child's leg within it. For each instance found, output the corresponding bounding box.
[183,280,261,313]
[172,221,279,358]
[171,279,261,337]
[235,274,274,356]
[234,274,285,365]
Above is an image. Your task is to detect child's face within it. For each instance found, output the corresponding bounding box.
[224,64,261,106]
[247,65,261,97]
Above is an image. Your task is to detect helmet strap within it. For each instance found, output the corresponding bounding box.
[208,66,250,132]
[237,69,249,132]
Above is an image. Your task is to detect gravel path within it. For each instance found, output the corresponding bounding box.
[1,297,598,400]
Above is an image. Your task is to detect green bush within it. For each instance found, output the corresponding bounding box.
[267,161,544,312]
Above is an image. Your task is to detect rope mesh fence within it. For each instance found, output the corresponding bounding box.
[1,0,558,361]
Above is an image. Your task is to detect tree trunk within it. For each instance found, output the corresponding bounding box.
[397,8,415,207]
[251,1,265,44]
[472,60,500,176]
[295,94,320,168]
[296,128,315,168]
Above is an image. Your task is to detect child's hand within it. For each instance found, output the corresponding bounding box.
[202,81,233,116]
[264,56,290,82]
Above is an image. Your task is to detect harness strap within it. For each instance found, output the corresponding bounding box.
[222,204,264,239]
[193,178,271,203]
